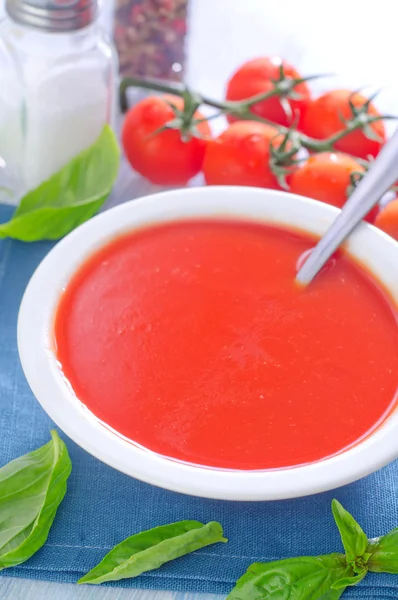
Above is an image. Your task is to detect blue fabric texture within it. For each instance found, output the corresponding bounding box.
[0,203,397,598]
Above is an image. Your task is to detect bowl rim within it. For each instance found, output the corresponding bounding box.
[17,185,398,501]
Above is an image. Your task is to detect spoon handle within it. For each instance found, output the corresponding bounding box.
[296,127,398,285]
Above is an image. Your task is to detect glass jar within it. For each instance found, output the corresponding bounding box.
[113,0,188,80]
[0,0,118,204]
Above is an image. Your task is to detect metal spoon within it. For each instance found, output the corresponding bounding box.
[296,127,398,285]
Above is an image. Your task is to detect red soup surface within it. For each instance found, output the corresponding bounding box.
[55,220,398,470]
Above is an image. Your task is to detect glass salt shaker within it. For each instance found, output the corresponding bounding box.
[0,0,118,204]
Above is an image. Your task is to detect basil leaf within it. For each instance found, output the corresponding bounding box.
[0,125,119,242]
[78,520,227,585]
[367,529,398,573]
[227,554,352,600]
[331,499,368,564]
[331,567,367,590]
[0,430,71,569]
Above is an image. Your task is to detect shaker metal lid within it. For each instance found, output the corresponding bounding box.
[6,0,98,32]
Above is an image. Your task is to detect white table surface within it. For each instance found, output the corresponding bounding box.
[2,0,398,597]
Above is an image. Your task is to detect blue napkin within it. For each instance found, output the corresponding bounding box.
[0,203,398,598]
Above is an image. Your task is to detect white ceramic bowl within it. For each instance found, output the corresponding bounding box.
[17,186,398,501]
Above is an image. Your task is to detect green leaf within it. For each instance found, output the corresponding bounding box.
[0,430,71,569]
[0,126,119,241]
[367,529,398,573]
[78,520,227,585]
[227,554,352,600]
[331,499,368,564]
[331,567,367,590]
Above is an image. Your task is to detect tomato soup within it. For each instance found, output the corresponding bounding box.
[54,220,398,470]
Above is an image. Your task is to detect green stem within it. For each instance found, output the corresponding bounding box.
[301,116,389,153]
[239,87,286,108]
[119,77,394,156]
[120,77,228,113]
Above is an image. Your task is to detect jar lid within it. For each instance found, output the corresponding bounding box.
[6,0,98,32]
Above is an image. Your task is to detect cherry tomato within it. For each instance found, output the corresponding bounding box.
[300,90,386,160]
[374,200,398,240]
[225,57,311,127]
[289,152,377,223]
[122,95,211,185]
[203,121,284,188]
